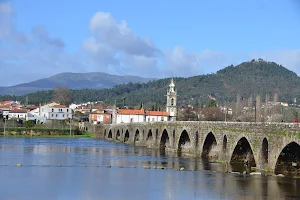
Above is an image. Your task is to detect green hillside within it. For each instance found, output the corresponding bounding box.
[1,59,300,108]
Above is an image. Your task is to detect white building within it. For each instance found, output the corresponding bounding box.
[48,105,72,120]
[8,109,28,120]
[28,103,72,122]
[114,109,145,124]
[145,110,169,122]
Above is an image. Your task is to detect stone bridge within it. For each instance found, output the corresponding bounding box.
[93,121,300,173]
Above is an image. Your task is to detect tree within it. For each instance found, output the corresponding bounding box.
[53,86,71,106]
[207,100,217,107]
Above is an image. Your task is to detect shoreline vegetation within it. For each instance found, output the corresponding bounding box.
[0,127,94,138]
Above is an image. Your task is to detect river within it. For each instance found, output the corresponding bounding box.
[0,138,299,200]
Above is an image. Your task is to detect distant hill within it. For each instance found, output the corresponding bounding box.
[1,59,300,106]
[0,72,156,96]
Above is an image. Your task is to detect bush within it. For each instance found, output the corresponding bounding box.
[24,120,35,128]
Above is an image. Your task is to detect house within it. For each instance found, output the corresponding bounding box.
[0,100,14,106]
[280,102,289,107]
[145,110,169,122]
[28,102,72,122]
[48,105,72,120]
[0,105,12,118]
[113,109,145,124]
[89,110,112,124]
[8,109,28,120]
[74,106,91,114]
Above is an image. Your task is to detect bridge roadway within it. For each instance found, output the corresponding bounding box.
[93,121,300,172]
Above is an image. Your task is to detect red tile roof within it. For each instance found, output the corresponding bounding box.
[145,111,169,117]
[76,106,90,110]
[0,105,11,110]
[51,105,68,108]
[117,109,144,115]
[0,100,13,105]
[10,109,28,113]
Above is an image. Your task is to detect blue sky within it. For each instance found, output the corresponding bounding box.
[1,0,300,86]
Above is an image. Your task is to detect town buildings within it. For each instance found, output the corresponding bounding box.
[109,78,177,124]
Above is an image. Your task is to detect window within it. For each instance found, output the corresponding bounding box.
[51,114,54,117]
[52,109,54,112]
[161,117,164,121]
[56,114,58,117]
[63,114,65,118]
[148,118,150,122]
[67,109,69,112]
[171,98,174,106]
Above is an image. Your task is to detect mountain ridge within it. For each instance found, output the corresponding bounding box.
[0,72,157,95]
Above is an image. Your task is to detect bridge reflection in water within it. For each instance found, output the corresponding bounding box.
[96,121,300,176]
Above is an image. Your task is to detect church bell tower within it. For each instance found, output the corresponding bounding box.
[166,78,177,121]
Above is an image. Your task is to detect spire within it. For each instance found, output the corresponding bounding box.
[169,78,175,92]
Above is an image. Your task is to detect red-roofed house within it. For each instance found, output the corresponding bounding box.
[89,110,112,124]
[0,100,14,106]
[8,109,28,120]
[0,105,11,118]
[145,110,169,122]
[113,108,145,124]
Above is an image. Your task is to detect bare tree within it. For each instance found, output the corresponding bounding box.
[236,94,241,116]
[256,95,261,122]
[248,95,253,114]
[53,86,72,106]
[274,92,279,103]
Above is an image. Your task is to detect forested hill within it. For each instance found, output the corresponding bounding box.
[1,59,300,107]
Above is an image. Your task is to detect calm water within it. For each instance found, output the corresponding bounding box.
[0,138,299,200]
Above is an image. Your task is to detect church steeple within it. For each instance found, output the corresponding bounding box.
[166,78,177,121]
[169,78,175,92]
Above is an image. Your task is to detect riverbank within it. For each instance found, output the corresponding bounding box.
[0,131,94,138]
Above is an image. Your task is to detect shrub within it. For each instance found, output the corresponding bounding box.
[24,120,35,128]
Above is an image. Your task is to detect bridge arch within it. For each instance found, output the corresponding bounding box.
[173,129,176,146]
[274,141,300,176]
[108,129,112,139]
[134,129,140,144]
[223,135,228,156]
[160,129,170,152]
[178,130,192,154]
[201,132,218,161]
[195,131,199,150]
[116,129,121,141]
[146,129,153,143]
[261,138,268,166]
[124,129,130,143]
[230,136,256,167]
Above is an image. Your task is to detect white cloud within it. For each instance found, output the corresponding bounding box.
[0,2,13,39]
[87,12,160,57]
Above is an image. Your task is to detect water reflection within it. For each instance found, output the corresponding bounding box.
[0,138,299,199]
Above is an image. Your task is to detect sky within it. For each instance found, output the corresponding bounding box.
[0,0,300,86]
